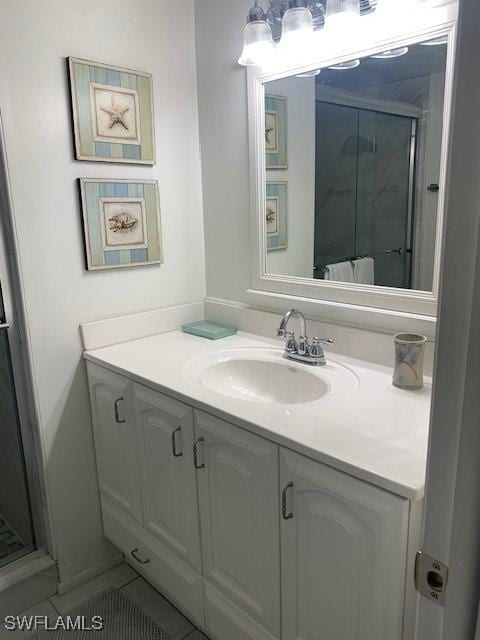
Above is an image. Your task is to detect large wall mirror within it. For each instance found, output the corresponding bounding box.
[250,28,455,320]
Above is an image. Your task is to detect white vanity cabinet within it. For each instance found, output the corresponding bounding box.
[280,449,409,640]
[195,411,281,640]
[134,383,202,574]
[86,361,416,640]
[87,364,142,524]
[87,362,205,627]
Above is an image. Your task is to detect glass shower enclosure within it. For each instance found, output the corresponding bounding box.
[0,283,35,567]
[314,100,417,288]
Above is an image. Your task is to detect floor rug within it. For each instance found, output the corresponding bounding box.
[34,587,169,639]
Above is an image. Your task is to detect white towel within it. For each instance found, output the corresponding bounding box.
[324,261,355,282]
[353,257,375,285]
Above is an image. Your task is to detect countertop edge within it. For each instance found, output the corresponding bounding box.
[83,350,425,502]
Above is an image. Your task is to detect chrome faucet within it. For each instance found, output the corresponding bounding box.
[276,309,334,366]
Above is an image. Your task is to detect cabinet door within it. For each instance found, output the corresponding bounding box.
[134,383,202,573]
[195,411,280,640]
[280,449,409,640]
[86,363,142,523]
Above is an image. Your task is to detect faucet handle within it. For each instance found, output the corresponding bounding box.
[285,331,298,353]
[285,331,297,353]
[313,337,334,345]
[309,337,334,358]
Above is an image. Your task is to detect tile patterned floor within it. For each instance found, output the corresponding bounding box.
[1,564,208,639]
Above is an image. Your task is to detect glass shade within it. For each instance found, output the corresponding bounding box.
[328,59,360,70]
[371,47,409,59]
[280,7,314,61]
[325,0,360,33]
[282,6,314,38]
[238,20,275,66]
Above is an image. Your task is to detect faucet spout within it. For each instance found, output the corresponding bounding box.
[277,309,306,338]
[276,309,333,367]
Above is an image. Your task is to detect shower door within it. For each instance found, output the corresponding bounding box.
[0,284,35,567]
[314,101,416,288]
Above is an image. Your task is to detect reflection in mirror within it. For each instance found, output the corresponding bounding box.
[264,38,447,292]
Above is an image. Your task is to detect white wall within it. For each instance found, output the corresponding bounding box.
[196,0,255,304]
[0,0,206,585]
[265,77,315,279]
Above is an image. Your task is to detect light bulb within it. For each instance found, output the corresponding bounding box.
[238,4,275,67]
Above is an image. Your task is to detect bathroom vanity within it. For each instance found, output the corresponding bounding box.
[84,329,430,640]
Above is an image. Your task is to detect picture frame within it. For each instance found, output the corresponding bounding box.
[265,95,287,169]
[68,57,156,165]
[79,179,163,270]
[266,182,288,251]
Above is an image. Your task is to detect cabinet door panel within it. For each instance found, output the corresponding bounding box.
[281,449,408,640]
[86,363,142,523]
[195,411,280,638]
[102,497,205,628]
[134,384,202,573]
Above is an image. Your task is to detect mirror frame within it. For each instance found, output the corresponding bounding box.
[247,14,457,329]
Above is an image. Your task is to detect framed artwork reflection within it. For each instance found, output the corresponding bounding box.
[79,179,163,270]
[265,95,287,169]
[68,57,155,164]
[266,182,288,251]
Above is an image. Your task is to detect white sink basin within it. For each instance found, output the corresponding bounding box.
[185,347,359,405]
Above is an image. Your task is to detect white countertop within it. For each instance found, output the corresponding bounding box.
[84,330,431,500]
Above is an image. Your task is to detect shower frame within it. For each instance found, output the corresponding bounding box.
[0,120,51,580]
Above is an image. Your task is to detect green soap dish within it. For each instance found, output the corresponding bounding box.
[182,321,238,340]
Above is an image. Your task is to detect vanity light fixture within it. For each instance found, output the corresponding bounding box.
[374,0,423,31]
[279,0,315,61]
[371,46,409,59]
[238,1,275,67]
[328,58,361,69]
[324,0,360,34]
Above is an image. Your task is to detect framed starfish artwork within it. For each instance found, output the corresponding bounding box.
[79,179,163,270]
[68,58,155,164]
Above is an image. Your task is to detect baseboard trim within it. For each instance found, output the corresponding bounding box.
[56,552,123,595]
[0,551,56,593]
